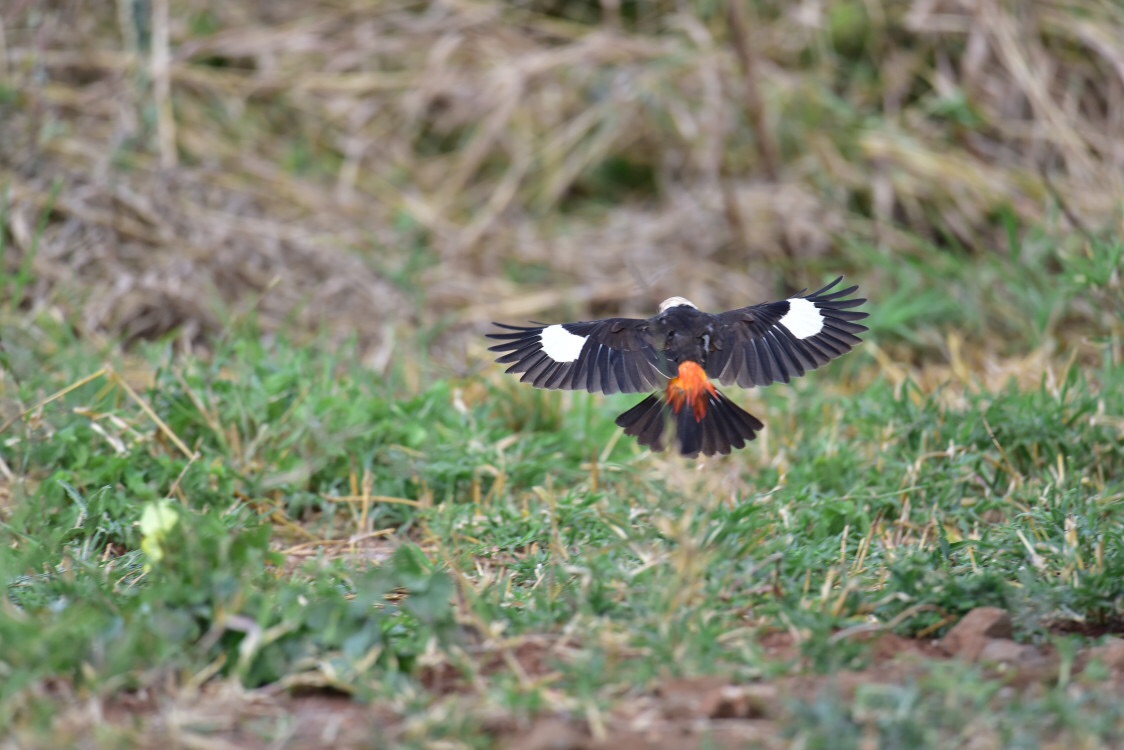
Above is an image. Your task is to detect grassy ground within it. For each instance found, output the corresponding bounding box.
[3,236,1122,747]
[3,1,1124,748]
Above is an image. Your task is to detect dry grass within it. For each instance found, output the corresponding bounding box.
[1,0,1121,360]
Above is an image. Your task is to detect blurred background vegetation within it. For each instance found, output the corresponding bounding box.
[2,0,1120,368]
[2,2,1124,746]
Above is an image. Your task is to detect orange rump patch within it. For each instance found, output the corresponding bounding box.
[666,361,717,422]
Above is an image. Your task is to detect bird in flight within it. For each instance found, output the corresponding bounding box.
[487,278,868,457]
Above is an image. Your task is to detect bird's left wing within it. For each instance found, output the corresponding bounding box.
[707,277,869,388]
[487,317,668,394]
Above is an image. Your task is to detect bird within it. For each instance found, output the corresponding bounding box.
[486,277,868,457]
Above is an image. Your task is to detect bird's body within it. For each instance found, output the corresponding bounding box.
[487,278,868,457]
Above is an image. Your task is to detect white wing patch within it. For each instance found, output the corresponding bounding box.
[539,324,588,363]
[779,297,824,339]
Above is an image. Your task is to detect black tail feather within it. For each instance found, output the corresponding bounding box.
[614,394,667,452]
[615,389,763,457]
[675,405,702,457]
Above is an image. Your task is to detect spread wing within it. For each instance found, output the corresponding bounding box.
[707,277,869,387]
[486,317,669,394]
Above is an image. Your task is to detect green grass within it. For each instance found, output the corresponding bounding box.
[2,238,1123,747]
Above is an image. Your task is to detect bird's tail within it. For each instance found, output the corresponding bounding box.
[614,362,764,457]
[615,394,670,452]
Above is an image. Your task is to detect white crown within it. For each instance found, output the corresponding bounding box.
[658,296,697,313]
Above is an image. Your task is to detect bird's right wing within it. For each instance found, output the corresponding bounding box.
[707,277,869,387]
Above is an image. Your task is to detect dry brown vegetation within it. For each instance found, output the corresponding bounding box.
[3,0,1122,357]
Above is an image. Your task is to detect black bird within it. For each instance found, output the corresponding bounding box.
[487,277,868,457]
